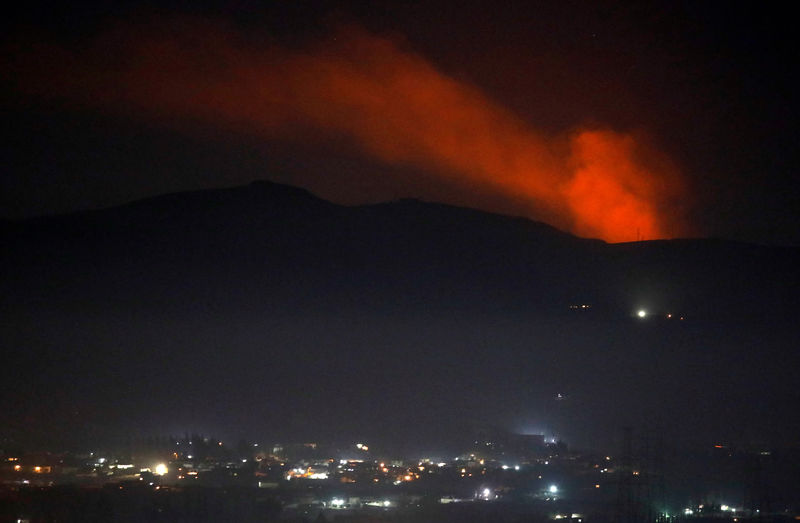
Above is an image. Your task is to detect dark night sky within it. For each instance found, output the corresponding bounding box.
[2,0,799,245]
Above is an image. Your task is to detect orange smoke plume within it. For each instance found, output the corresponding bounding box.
[9,20,689,241]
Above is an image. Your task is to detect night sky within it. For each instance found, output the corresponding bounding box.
[3,0,798,245]
[2,1,800,454]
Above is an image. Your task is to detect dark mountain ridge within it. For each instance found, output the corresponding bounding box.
[2,179,796,319]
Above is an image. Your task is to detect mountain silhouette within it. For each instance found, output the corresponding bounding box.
[2,180,798,450]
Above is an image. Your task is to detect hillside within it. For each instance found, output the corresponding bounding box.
[1,180,798,450]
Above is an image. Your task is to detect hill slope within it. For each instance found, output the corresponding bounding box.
[1,180,798,450]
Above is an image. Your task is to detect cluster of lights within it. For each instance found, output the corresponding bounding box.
[684,504,737,516]
[364,500,392,507]
[329,498,393,509]
[286,466,329,480]
[636,309,685,320]
[541,484,560,501]
[13,465,51,474]
[63,449,640,499]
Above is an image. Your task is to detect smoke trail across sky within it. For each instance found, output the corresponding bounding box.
[9,19,690,241]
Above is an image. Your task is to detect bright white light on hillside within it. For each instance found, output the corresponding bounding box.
[549,484,558,493]
[154,463,168,476]
[637,309,647,318]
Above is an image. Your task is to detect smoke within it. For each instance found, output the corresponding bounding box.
[9,20,690,241]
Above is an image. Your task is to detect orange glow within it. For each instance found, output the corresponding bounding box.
[8,20,691,242]
[564,130,685,241]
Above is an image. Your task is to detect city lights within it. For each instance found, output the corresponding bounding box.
[0,431,789,521]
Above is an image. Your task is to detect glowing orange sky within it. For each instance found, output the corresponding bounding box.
[12,21,690,242]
